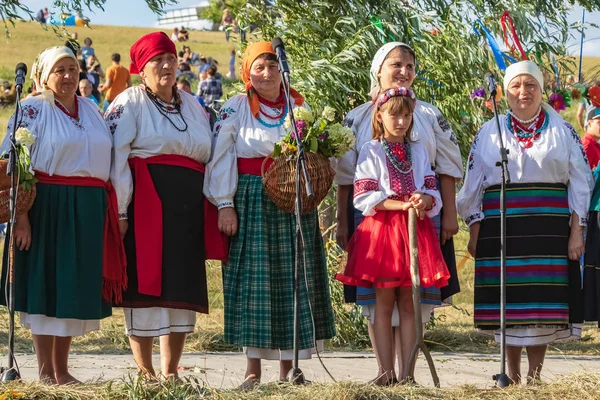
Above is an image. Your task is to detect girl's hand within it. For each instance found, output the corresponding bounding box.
[409,193,433,210]
[400,201,413,211]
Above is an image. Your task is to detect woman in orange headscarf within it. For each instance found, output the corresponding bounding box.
[205,42,335,388]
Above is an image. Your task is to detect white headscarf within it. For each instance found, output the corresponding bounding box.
[369,42,415,99]
[502,60,560,120]
[30,46,78,104]
[503,60,544,92]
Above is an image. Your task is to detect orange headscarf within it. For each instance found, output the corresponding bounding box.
[241,41,304,119]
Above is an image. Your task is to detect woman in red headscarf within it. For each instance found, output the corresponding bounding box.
[106,32,214,379]
[205,42,336,388]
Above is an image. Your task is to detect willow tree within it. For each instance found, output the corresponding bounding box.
[234,0,600,153]
[0,0,176,30]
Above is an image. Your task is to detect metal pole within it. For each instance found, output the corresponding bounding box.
[578,9,586,82]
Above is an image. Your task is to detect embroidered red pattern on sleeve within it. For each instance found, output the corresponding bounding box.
[354,178,378,198]
[424,175,437,190]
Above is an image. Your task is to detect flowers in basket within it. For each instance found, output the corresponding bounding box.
[2,127,38,191]
[273,106,355,159]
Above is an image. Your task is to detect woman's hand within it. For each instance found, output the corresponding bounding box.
[119,220,128,239]
[335,218,349,250]
[14,213,32,251]
[218,207,238,237]
[467,222,480,258]
[568,227,585,261]
[441,213,459,245]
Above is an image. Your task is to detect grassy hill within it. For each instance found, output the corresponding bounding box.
[0,21,238,82]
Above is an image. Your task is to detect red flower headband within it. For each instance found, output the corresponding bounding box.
[376,87,416,109]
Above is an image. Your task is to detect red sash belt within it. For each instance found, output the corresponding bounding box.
[237,157,273,176]
[35,171,127,304]
[128,155,227,297]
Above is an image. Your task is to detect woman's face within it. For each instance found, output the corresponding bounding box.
[46,57,79,98]
[378,48,416,91]
[140,52,178,93]
[249,55,281,99]
[506,74,542,116]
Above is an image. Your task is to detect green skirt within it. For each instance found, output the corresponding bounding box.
[0,183,112,320]
[223,174,336,350]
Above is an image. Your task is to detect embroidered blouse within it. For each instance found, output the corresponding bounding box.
[107,86,213,216]
[335,99,463,186]
[204,94,302,209]
[2,96,112,180]
[354,139,441,218]
[457,105,593,227]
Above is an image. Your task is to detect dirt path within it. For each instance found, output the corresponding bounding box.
[2,351,598,388]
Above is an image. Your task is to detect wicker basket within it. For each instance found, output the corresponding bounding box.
[0,159,11,190]
[0,159,37,223]
[262,152,335,215]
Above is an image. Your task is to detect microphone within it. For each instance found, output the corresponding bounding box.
[271,37,290,77]
[15,63,27,91]
[485,71,497,95]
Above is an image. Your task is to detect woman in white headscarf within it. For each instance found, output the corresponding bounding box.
[335,42,463,382]
[457,60,593,384]
[0,46,125,384]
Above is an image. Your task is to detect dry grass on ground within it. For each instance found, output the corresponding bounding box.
[0,371,599,400]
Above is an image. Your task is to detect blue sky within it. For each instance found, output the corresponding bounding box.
[21,0,600,56]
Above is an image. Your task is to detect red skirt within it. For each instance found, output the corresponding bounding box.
[336,210,450,289]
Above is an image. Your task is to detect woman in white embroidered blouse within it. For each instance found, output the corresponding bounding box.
[107,32,213,380]
[457,60,593,384]
[0,46,123,385]
[334,41,463,380]
[204,42,335,389]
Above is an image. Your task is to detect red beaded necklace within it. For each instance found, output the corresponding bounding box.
[257,90,286,120]
[508,108,546,149]
[55,96,79,121]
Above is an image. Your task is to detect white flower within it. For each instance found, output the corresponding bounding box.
[16,127,35,147]
[321,106,336,122]
[328,123,355,158]
[293,107,314,124]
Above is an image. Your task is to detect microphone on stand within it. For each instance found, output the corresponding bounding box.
[484,71,497,96]
[15,63,27,92]
[271,37,290,79]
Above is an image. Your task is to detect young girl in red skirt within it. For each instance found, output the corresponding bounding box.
[336,87,450,385]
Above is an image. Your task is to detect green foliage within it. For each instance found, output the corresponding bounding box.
[0,0,176,34]
[237,0,600,155]
[325,240,371,349]
[200,0,247,25]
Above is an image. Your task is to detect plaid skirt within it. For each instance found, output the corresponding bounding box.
[223,174,336,350]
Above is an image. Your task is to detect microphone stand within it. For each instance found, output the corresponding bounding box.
[488,77,511,388]
[1,79,23,382]
[278,59,313,386]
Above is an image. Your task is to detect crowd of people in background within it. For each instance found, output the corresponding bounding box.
[21,28,230,116]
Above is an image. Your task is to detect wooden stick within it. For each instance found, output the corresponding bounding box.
[404,207,440,387]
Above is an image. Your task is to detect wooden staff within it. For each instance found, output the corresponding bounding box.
[404,207,440,387]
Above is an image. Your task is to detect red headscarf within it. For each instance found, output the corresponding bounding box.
[241,41,304,119]
[129,32,177,74]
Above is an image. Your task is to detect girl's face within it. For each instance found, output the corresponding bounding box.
[377,108,412,141]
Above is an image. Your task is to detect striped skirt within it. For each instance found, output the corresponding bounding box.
[223,174,336,351]
[474,183,583,346]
